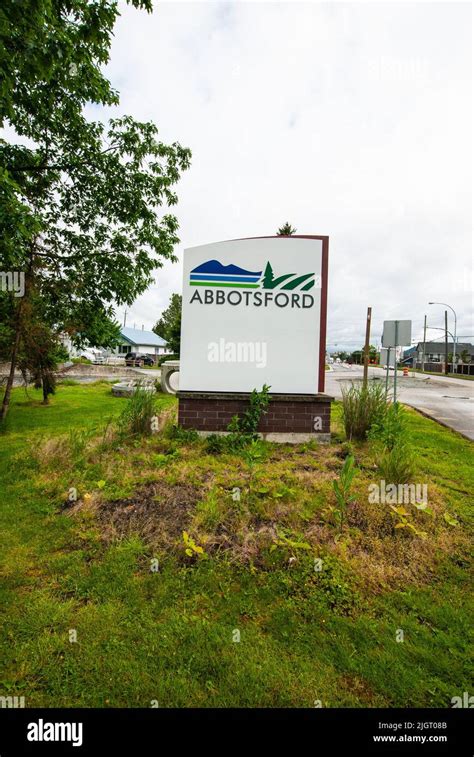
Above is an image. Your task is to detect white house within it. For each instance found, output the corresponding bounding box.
[114,326,171,358]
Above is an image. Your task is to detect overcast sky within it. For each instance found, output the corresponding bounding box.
[101,0,471,351]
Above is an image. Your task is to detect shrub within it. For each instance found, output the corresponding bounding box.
[204,434,229,454]
[370,403,415,484]
[337,440,355,459]
[313,554,358,614]
[331,455,357,533]
[167,424,199,444]
[204,431,249,455]
[117,384,157,437]
[157,353,179,366]
[233,384,270,435]
[195,490,224,530]
[377,443,415,484]
[341,381,387,440]
[368,401,406,450]
[205,385,271,454]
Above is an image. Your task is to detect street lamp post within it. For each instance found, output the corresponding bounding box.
[426,326,456,342]
[429,302,457,371]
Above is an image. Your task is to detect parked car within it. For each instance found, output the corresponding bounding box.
[104,355,126,366]
[80,348,106,364]
[125,352,155,367]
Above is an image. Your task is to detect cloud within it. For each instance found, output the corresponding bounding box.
[104,1,471,349]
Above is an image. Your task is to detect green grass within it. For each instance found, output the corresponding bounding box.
[0,384,472,707]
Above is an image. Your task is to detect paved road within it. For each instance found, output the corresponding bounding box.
[325,364,474,441]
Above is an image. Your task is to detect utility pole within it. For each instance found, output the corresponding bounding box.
[393,321,399,404]
[363,306,372,387]
[123,309,127,327]
[422,314,427,373]
[445,310,449,376]
[385,346,391,398]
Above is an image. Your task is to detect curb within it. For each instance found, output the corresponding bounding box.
[405,403,473,442]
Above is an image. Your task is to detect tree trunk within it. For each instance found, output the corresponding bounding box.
[41,367,49,404]
[0,302,23,423]
[1,243,36,423]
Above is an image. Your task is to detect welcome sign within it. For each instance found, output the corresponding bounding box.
[180,236,329,394]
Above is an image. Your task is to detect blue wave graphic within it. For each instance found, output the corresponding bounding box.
[190,274,260,283]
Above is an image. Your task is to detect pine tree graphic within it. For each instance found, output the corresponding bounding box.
[262,261,274,289]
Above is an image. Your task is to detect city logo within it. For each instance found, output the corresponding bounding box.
[190,259,319,291]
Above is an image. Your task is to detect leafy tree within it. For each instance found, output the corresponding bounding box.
[277,222,297,235]
[460,349,471,364]
[1,0,150,261]
[0,0,149,128]
[0,1,191,421]
[262,261,274,289]
[154,294,182,355]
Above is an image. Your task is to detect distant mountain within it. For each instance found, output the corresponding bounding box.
[191,259,262,277]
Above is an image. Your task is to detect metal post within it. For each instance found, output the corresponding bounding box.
[445,310,449,375]
[393,321,398,404]
[422,314,426,373]
[385,346,391,398]
[453,310,457,373]
[363,306,372,387]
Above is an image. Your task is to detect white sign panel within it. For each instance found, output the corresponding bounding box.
[180,236,328,394]
[382,320,412,348]
[380,348,396,367]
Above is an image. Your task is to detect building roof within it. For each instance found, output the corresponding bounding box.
[416,341,474,353]
[120,326,167,347]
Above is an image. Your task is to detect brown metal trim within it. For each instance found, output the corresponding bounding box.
[319,237,329,393]
[225,234,329,243]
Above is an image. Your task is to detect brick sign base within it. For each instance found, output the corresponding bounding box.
[178,391,334,443]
